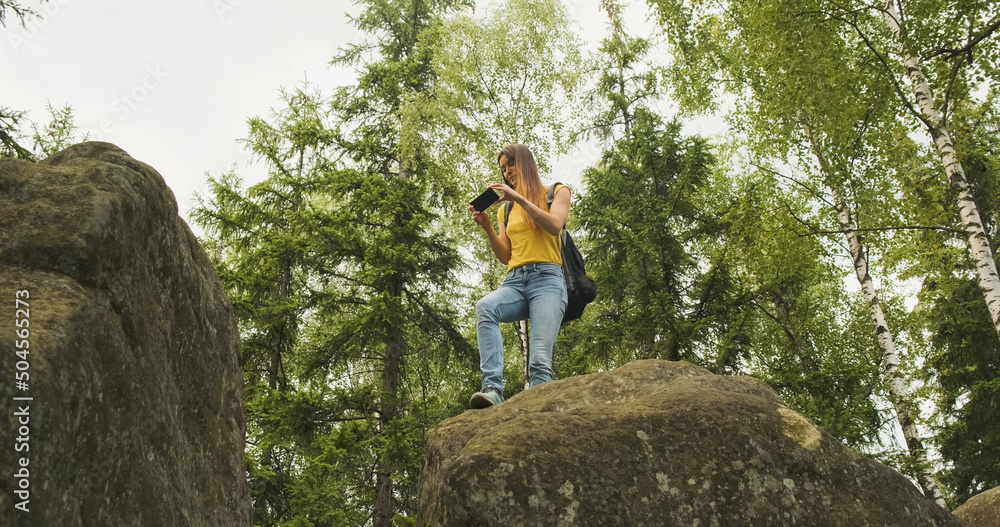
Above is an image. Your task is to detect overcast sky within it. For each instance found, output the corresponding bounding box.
[2,0,721,232]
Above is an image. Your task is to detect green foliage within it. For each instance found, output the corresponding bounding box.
[0,0,42,28]
[196,0,484,521]
[433,0,585,170]
[31,102,86,158]
[0,106,34,160]
[952,90,1000,241]
[921,276,1000,505]
[569,110,728,364]
[193,83,350,525]
[645,1,992,492]
[562,7,889,452]
[181,0,1000,518]
[574,0,663,145]
[907,92,1000,505]
[720,167,887,449]
[1,2,51,161]
[1,101,87,161]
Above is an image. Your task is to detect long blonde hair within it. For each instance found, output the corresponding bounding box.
[498,144,547,230]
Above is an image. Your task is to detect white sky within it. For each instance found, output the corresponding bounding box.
[2,0,722,232]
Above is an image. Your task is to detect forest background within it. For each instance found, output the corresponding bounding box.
[2,0,998,525]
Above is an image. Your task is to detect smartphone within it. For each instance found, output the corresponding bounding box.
[470,188,501,212]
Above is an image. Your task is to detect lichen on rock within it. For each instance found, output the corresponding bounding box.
[0,142,249,527]
[418,359,969,527]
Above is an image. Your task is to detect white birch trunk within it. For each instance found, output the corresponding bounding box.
[800,116,946,508]
[517,320,530,389]
[883,0,1000,341]
[830,186,947,508]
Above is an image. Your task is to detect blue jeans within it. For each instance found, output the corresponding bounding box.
[475,262,568,391]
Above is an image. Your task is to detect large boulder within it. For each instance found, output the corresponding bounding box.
[418,360,969,526]
[0,143,249,526]
[954,486,1000,527]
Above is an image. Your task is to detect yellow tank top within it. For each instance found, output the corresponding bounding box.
[500,184,567,272]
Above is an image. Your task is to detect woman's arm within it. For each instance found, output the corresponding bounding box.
[488,184,571,236]
[470,204,512,265]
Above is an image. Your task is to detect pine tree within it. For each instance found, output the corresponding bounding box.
[0,107,34,160]
[192,84,358,525]
[318,1,473,524]
[31,102,86,158]
[1,1,44,160]
[573,110,726,364]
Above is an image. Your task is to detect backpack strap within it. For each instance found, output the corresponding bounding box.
[502,182,565,228]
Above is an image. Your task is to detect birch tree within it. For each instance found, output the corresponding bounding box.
[434,0,584,168]
[907,91,1000,505]
[831,0,1000,346]
[798,113,947,506]
[804,0,1000,502]
[647,0,951,502]
[725,172,887,449]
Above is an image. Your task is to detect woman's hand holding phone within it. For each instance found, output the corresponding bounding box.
[487,183,519,204]
[469,204,492,229]
[469,189,497,231]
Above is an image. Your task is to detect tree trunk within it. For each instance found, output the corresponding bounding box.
[882,0,1000,342]
[800,114,946,508]
[517,320,530,389]
[643,332,657,359]
[375,269,404,527]
[373,158,413,527]
[374,322,403,527]
[771,293,816,375]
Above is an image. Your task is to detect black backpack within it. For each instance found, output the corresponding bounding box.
[503,183,597,324]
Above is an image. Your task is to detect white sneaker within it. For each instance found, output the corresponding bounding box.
[469,386,504,409]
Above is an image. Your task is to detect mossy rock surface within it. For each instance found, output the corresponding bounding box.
[954,486,1000,527]
[418,359,970,527]
[0,142,249,526]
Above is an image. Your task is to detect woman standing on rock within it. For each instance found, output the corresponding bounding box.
[467,144,571,409]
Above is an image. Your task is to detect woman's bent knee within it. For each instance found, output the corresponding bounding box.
[475,296,494,323]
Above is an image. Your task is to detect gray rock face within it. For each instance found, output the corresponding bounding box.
[954,486,1000,527]
[0,143,249,526]
[418,359,969,527]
